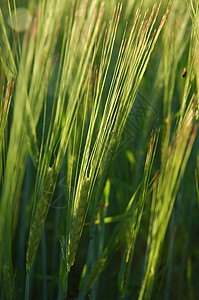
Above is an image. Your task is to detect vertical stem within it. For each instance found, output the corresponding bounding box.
[41,229,47,300]
[64,269,69,300]
[25,270,30,300]
[78,223,95,300]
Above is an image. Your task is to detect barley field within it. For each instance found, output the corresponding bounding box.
[0,0,199,299]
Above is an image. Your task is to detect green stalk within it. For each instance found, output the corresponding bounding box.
[41,230,47,300]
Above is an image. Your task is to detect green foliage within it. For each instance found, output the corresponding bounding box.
[0,0,198,299]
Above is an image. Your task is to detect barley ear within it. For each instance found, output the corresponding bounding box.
[26,166,56,271]
[67,175,90,271]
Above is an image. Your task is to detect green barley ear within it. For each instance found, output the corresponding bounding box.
[26,166,56,271]
[85,128,159,294]
[118,128,159,298]
[67,175,90,271]
[0,0,65,280]
[79,1,172,294]
[139,102,198,300]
